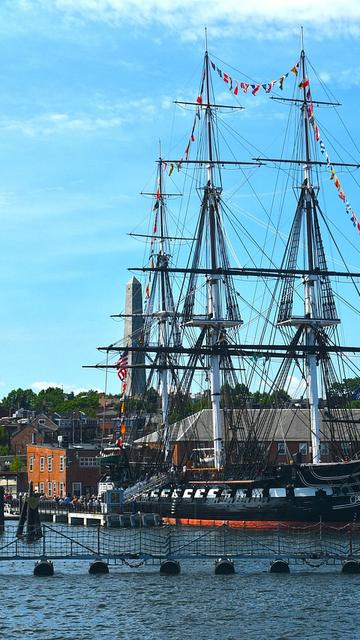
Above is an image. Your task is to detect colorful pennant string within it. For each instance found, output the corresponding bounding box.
[210,60,299,97]
[303,82,360,234]
[167,71,205,175]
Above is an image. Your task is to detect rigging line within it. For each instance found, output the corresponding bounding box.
[311,117,360,190]
[329,341,360,379]
[209,52,278,87]
[220,201,284,342]
[219,159,290,257]
[306,56,360,158]
[333,290,360,317]
[315,201,360,299]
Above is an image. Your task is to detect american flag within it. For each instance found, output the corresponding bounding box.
[115,350,128,381]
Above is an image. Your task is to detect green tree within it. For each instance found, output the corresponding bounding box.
[9,456,25,472]
[35,387,65,413]
[1,388,37,411]
[55,390,100,417]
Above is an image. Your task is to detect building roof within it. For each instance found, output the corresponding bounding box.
[134,408,360,444]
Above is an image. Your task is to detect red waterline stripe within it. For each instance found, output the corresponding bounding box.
[162,517,360,531]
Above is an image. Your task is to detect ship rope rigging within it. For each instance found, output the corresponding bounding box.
[86,36,360,503]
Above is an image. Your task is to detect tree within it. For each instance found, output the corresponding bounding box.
[1,388,37,411]
[35,387,65,412]
[54,390,100,417]
[9,456,25,473]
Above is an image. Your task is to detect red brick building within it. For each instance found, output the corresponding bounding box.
[11,414,58,455]
[27,444,101,498]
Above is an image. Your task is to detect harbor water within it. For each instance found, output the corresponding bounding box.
[1,524,360,640]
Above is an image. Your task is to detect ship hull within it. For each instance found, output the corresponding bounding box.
[133,460,360,528]
[135,492,360,528]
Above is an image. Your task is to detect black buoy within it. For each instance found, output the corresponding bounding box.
[160,559,181,575]
[270,560,290,574]
[34,559,54,576]
[342,560,360,574]
[89,560,109,575]
[215,558,235,575]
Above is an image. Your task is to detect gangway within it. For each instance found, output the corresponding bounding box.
[123,473,169,504]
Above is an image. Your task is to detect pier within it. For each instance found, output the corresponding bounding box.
[1,522,360,574]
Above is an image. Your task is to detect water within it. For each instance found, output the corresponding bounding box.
[1,526,360,640]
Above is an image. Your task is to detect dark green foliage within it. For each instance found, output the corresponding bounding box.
[1,387,100,417]
[1,388,37,411]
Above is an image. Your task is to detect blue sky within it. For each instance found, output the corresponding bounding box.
[1,0,360,399]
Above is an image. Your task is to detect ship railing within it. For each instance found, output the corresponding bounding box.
[124,473,169,503]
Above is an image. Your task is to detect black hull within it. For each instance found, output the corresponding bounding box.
[136,494,360,526]
[133,459,360,527]
[136,495,360,525]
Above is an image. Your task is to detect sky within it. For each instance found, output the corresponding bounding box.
[1,0,360,399]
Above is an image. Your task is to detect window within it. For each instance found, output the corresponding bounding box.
[47,481,52,497]
[59,482,64,497]
[29,456,34,472]
[298,443,308,456]
[39,482,44,494]
[40,457,45,472]
[59,456,65,472]
[342,442,351,457]
[320,442,330,457]
[79,457,97,467]
[277,442,286,455]
[72,482,82,497]
[47,456,52,472]
[53,481,57,496]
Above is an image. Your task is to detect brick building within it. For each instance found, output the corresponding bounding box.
[27,444,101,498]
[11,414,58,455]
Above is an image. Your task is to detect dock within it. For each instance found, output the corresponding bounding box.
[4,503,161,528]
[1,521,360,574]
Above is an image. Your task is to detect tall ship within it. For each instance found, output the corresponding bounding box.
[89,38,360,528]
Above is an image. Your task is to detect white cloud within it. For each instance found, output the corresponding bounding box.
[319,67,360,88]
[25,0,360,39]
[286,375,306,398]
[0,98,157,137]
[32,380,102,393]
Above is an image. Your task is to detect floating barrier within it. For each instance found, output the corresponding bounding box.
[1,522,360,575]
[34,559,54,576]
[270,560,290,574]
[342,560,360,574]
[160,559,181,575]
[89,560,109,575]
[214,557,235,575]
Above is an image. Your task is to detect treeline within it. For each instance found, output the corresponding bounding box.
[0,387,100,418]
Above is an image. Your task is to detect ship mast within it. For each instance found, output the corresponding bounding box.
[157,158,171,461]
[300,47,321,463]
[204,49,223,470]
[273,43,342,464]
[140,156,183,464]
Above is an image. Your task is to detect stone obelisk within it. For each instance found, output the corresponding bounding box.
[123,276,146,396]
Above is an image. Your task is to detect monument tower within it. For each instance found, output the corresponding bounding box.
[123,276,146,397]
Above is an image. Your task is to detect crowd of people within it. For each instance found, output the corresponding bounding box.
[41,494,103,512]
[4,492,103,513]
